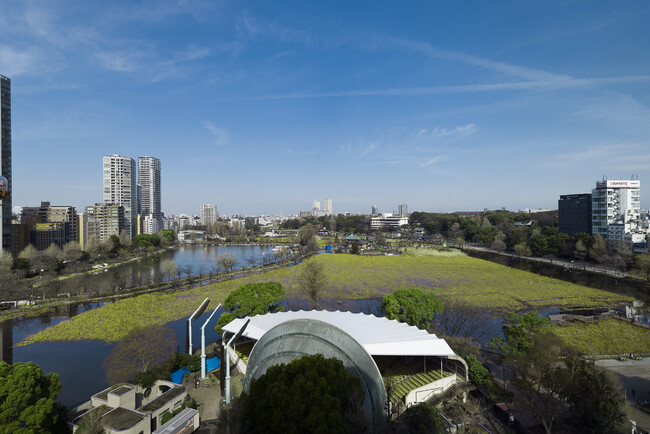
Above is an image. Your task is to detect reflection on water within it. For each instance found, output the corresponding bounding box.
[76,244,276,292]
[1,304,225,408]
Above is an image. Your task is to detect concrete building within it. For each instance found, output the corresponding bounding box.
[78,214,88,250]
[592,179,642,243]
[1,75,11,253]
[137,156,162,234]
[200,204,217,226]
[371,205,379,215]
[370,215,409,229]
[323,199,332,215]
[398,204,408,217]
[85,203,124,242]
[103,155,137,238]
[558,193,592,235]
[17,202,78,250]
[70,380,196,434]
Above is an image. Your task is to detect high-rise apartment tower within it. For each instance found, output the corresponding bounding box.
[103,155,137,237]
[138,156,162,234]
[324,199,333,215]
[200,204,217,226]
[0,75,11,253]
[591,179,641,241]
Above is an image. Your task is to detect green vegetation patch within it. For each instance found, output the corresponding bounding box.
[21,254,632,344]
[551,319,650,355]
[401,247,465,258]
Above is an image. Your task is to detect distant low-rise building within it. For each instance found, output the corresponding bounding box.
[370,216,409,229]
[177,230,206,243]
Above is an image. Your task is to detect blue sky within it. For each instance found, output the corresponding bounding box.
[2,1,650,216]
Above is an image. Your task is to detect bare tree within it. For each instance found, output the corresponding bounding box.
[103,326,177,384]
[197,265,205,281]
[119,229,131,249]
[244,256,258,267]
[161,260,177,281]
[61,241,83,263]
[437,300,491,339]
[182,264,194,279]
[85,236,102,259]
[217,253,236,273]
[18,244,38,269]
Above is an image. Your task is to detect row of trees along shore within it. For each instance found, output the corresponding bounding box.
[0,230,175,302]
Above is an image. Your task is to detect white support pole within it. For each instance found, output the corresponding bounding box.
[188,297,210,354]
[200,303,221,380]
[225,335,233,404]
[225,319,250,405]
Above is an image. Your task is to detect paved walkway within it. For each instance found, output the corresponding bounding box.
[181,368,246,433]
[596,358,650,431]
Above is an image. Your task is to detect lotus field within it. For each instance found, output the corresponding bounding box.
[21,252,633,345]
[551,319,650,355]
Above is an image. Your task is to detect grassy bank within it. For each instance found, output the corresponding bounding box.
[20,253,633,344]
[551,319,650,355]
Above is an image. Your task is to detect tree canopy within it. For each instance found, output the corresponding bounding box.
[489,310,550,356]
[216,282,285,332]
[0,361,63,434]
[489,311,628,434]
[297,259,328,309]
[381,287,443,329]
[400,403,445,434]
[244,354,365,433]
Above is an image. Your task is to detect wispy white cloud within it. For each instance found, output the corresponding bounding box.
[0,47,53,77]
[203,121,230,146]
[254,75,650,100]
[162,47,211,65]
[419,156,444,168]
[360,143,377,156]
[95,50,145,72]
[416,124,477,141]
[238,13,313,45]
[546,143,650,171]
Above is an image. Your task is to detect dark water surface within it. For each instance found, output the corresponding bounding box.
[1,244,273,407]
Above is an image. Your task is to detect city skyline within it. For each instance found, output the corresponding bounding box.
[2,1,650,215]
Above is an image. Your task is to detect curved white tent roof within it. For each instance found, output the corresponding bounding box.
[221,310,456,357]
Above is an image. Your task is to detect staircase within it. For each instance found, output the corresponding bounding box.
[424,381,475,407]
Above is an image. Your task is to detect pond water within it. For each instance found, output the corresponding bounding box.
[1,306,226,408]
[1,244,277,408]
[0,245,640,408]
[65,244,278,293]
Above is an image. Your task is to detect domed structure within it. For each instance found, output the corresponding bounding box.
[223,310,469,427]
[243,318,387,432]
